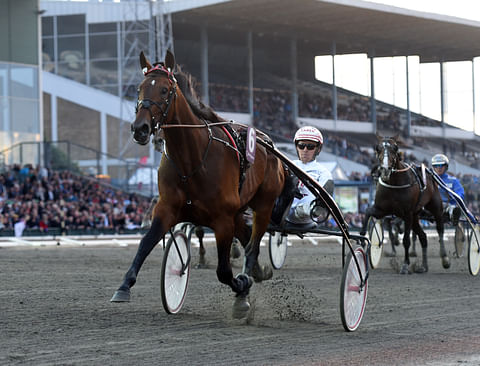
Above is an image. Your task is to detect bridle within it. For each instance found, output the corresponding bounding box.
[376,139,414,189]
[133,64,245,202]
[135,64,178,135]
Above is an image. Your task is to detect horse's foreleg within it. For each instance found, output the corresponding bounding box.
[400,220,412,274]
[359,208,373,237]
[111,216,167,302]
[412,218,428,273]
[360,206,384,236]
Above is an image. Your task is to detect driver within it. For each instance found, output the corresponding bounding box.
[431,153,464,226]
[286,126,334,224]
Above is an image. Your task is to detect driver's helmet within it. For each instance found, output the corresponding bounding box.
[431,153,449,169]
[293,126,323,145]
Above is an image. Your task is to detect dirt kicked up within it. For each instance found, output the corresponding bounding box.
[1,235,480,365]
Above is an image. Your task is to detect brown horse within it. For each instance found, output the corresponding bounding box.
[111,50,287,317]
[360,135,449,274]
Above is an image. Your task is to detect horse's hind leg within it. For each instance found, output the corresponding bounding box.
[213,220,253,318]
[384,219,397,257]
[194,226,207,269]
[411,218,428,273]
[234,211,272,283]
[410,231,418,257]
[435,214,450,269]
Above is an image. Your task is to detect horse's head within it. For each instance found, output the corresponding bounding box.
[374,134,401,181]
[131,50,177,145]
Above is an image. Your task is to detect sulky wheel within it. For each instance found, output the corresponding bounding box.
[161,230,191,314]
[340,246,368,332]
[367,217,383,269]
[268,232,288,270]
[468,224,480,276]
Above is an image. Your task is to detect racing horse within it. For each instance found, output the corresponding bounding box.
[111,50,287,317]
[361,134,449,274]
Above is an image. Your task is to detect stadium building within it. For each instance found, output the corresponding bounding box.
[2,0,480,181]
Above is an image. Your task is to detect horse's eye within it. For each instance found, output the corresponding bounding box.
[393,145,398,152]
[374,145,381,153]
[161,87,168,94]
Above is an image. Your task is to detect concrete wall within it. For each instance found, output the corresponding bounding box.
[0,0,39,65]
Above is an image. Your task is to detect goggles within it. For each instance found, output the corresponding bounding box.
[297,143,317,151]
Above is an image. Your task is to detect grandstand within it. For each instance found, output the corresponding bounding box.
[2,0,480,233]
[28,0,480,178]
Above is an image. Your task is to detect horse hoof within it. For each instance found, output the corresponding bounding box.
[399,264,410,275]
[414,265,428,273]
[110,289,130,302]
[235,273,253,293]
[230,240,242,259]
[252,264,273,283]
[232,296,250,319]
[442,256,451,269]
[195,262,208,269]
[140,218,151,229]
[410,251,417,257]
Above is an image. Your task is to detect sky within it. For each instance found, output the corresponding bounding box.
[314,0,480,134]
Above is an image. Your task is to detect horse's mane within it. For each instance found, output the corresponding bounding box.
[173,66,224,123]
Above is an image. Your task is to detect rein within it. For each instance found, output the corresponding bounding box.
[159,121,233,129]
[378,164,415,189]
[136,65,248,199]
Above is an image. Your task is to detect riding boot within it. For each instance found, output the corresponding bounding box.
[270,174,299,226]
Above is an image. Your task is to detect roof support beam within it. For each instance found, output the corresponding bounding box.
[290,38,298,126]
[331,42,338,126]
[369,50,377,132]
[200,25,209,105]
[406,56,411,137]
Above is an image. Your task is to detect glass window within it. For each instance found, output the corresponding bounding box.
[42,16,54,36]
[10,65,38,99]
[89,22,117,34]
[0,63,7,97]
[58,36,85,57]
[10,98,39,133]
[42,38,55,66]
[58,36,85,77]
[90,84,119,96]
[57,14,85,35]
[90,60,118,86]
[89,34,117,59]
[57,61,86,84]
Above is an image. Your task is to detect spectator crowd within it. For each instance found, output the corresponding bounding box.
[2,78,480,236]
[0,164,151,236]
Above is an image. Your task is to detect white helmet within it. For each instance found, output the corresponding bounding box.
[294,126,323,145]
[431,153,449,168]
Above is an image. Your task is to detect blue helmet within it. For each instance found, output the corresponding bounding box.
[431,153,449,169]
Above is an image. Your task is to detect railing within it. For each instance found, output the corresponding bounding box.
[0,141,158,197]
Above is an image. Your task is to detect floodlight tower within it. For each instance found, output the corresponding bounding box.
[118,0,174,161]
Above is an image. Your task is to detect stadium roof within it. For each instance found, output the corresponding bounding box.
[172,0,480,62]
